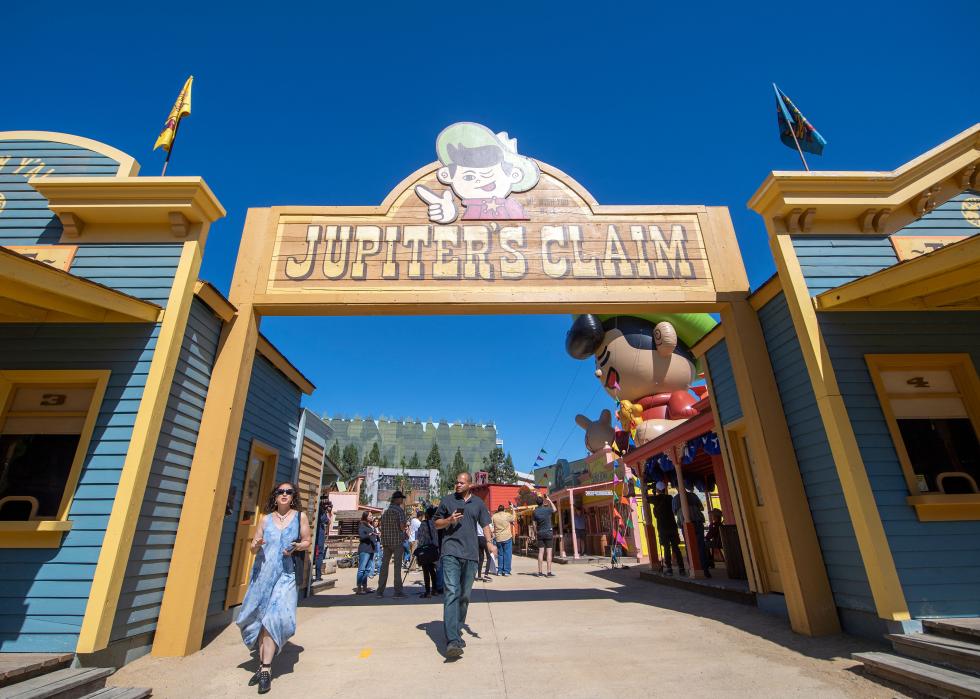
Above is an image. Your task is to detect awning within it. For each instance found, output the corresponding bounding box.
[816,234,980,311]
[0,246,161,323]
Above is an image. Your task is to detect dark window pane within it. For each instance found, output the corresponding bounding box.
[0,434,80,520]
[897,418,980,493]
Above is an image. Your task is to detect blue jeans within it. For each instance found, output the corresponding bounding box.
[496,539,513,574]
[442,554,477,645]
[356,551,372,587]
[435,558,444,592]
[372,545,382,576]
[403,540,411,565]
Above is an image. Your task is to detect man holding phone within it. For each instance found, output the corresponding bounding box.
[434,472,494,658]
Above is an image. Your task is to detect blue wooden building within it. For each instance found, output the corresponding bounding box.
[0,132,319,666]
[695,124,980,638]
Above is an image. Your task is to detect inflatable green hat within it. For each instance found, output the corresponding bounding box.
[595,313,716,349]
[435,122,540,192]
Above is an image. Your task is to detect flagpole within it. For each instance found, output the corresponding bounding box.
[160,116,183,176]
[787,121,810,172]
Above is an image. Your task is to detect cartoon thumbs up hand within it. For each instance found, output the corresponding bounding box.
[416,185,458,224]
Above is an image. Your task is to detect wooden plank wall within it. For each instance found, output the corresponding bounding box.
[705,340,743,425]
[757,292,876,617]
[109,298,221,647]
[298,438,324,523]
[0,322,158,652]
[791,190,980,296]
[820,309,980,618]
[207,355,302,617]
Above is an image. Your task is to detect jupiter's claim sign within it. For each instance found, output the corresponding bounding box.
[276,221,699,284]
[264,121,713,293]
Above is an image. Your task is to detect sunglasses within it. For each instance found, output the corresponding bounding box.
[275,488,295,496]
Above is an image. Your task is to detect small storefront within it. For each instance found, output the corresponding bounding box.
[623,396,747,580]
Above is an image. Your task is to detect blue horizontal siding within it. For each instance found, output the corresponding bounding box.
[705,340,742,425]
[209,354,302,616]
[792,189,980,296]
[819,310,980,618]
[110,299,222,643]
[0,138,121,246]
[0,322,158,652]
[0,136,181,308]
[69,244,182,307]
[758,293,875,614]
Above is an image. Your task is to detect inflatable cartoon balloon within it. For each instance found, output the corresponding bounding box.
[574,409,630,454]
[566,313,716,446]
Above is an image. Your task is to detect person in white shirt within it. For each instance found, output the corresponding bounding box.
[405,510,422,572]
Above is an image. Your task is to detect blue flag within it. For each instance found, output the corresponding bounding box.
[774,84,827,156]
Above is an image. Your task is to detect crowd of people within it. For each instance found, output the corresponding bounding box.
[650,481,724,577]
[233,474,725,692]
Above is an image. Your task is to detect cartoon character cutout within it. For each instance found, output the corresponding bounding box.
[415,122,540,223]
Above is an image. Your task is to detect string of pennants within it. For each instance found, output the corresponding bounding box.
[642,431,722,493]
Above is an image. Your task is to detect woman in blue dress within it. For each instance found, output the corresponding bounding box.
[236,481,311,694]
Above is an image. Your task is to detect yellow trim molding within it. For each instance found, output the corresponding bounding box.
[907,494,980,521]
[769,233,911,622]
[31,177,226,244]
[257,335,315,395]
[154,210,268,657]
[816,235,980,311]
[0,247,162,324]
[749,274,783,311]
[691,324,725,358]
[192,281,314,394]
[748,123,980,237]
[865,353,980,511]
[193,281,236,322]
[76,240,207,654]
[692,276,782,358]
[0,130,140,176]
[719,299,840,634]
[0,369,109,547]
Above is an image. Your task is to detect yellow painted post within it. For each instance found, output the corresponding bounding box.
[153,209,270,656]
[721,299,840,635]
[75,239,204,654]
[770,234,910,622]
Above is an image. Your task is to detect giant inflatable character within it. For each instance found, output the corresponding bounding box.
[566,314,716,447]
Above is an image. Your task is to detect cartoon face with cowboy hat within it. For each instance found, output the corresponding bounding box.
[416,122,540,224]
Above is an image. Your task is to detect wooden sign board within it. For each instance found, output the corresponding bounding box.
[5,245,76,271]
[890,235,967,262]
[244,123,741,315]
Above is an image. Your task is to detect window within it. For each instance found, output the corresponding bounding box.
[867,355,980,518]
[0,371,108,532]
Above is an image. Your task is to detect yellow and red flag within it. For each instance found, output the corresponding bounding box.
[153,76,193,152]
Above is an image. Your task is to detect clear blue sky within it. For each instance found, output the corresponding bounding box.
[9,2,979,473]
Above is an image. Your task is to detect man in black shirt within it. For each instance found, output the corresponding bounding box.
[532,494,557,577]
[651,482,685,575]
[435,472,494,658]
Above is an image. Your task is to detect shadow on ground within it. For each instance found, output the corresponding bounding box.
[303,566,890,665]
[235,642,305,681]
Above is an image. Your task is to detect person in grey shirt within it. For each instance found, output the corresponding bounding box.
[434,472,494,658]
